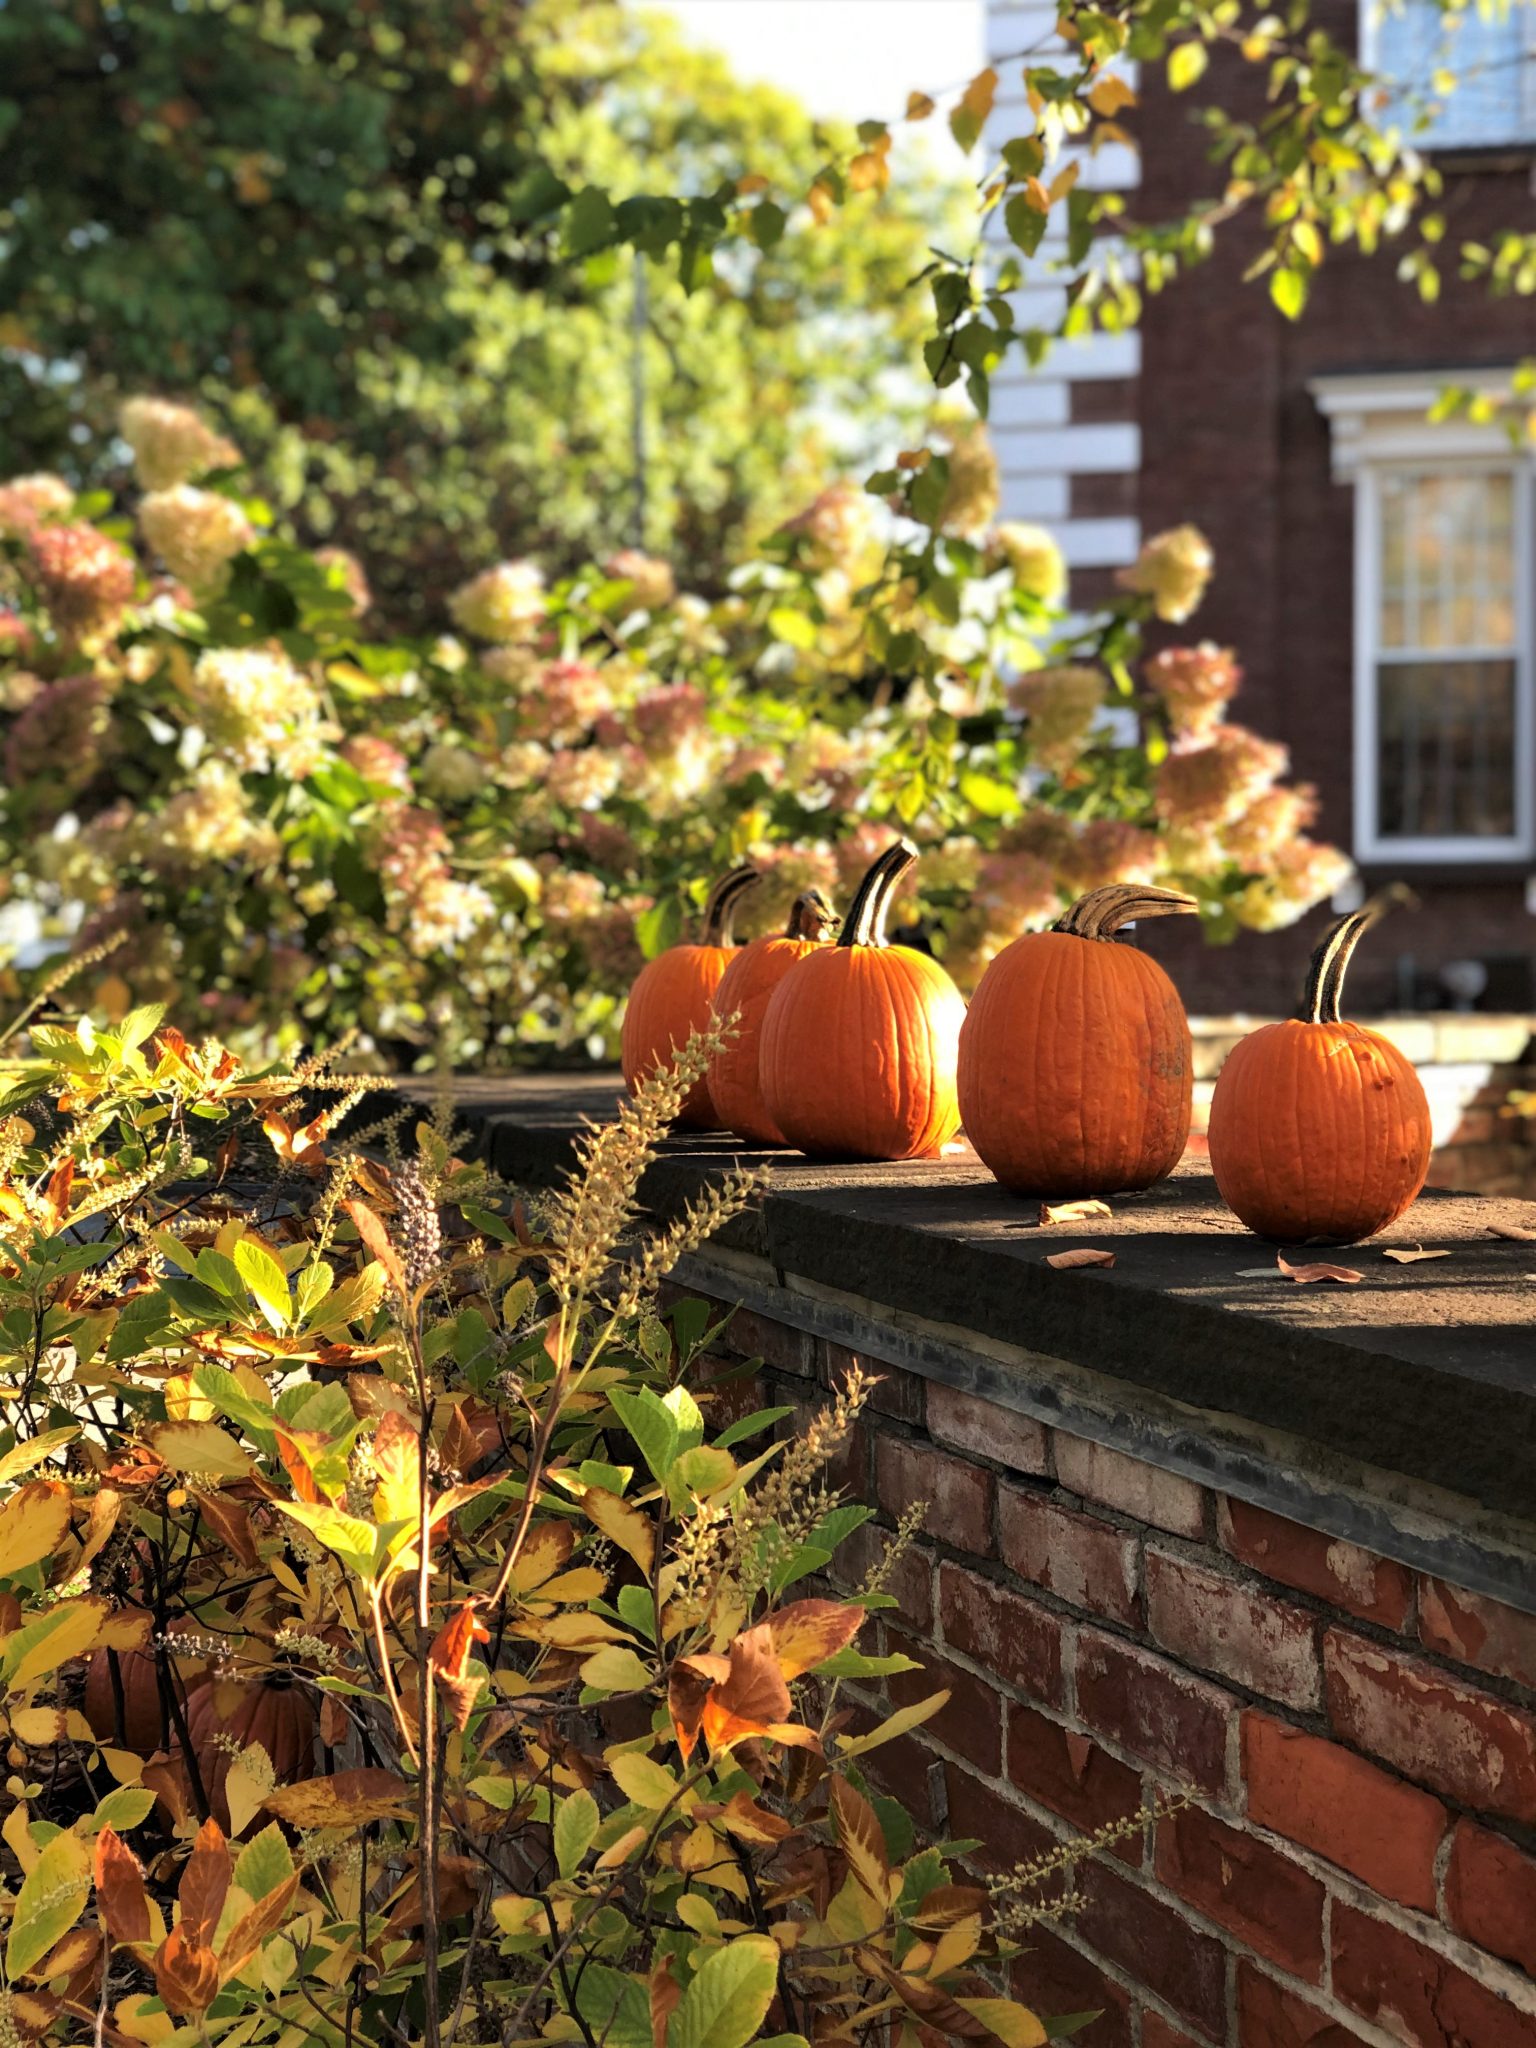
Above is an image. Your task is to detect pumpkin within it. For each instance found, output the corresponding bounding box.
[82,1620,213,1754]
[621,865,760,1127]
[758,841,966,1161]
[706,890,839,1145]
[958,883,1197,1199]
[183,1673,318,1831]
[1207,895,1431,1244]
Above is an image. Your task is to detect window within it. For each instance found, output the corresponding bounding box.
[1364,0,1536,150]
[1358,464,1533,859]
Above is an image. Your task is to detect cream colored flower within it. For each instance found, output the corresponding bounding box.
[1008,665,1105,776]
[780,481,877,572]
[605,549,676,612]
[119,398,240,489]
[185,646,329,775]
[546,747,622,811]
[419,743,487,802]
[0,474,75,537]
[139,487,254,591]
[1143,642,1242,737]
[1115,525,1214,623]
[993,522,1066,605]
[448,560,546,643]
[1233,841,1355,932]
[938,420,1000,539]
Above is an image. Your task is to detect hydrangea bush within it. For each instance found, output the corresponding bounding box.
[0,402,1348,1066]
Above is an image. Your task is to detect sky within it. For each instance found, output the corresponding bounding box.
[651,1,984,147]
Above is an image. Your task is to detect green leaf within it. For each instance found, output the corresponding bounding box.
[273,1500,379,1580]
[767,606,818,649]
[1270,264,1307,320]
[609,1387,679,1483]
[668,1936,781,2048]
[635,896,684,961]
[1005,195,1049,258]
[574,1965,653,2048]
[235,1823,294,1902]
[85,1786,155,1834]
[191,1364,275,1441]
[1167,41,1208,90]
[554,1788,599,1877]
[607,1751,678,1810]
[564,186,617,257]
[7,1828,89,1976]
[234,1237,291,1335]
[715,1406,793,1448]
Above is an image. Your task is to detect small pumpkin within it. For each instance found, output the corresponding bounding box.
[620,865,760,1127]
[1208,894,1431,1244]
[82,1620,213,1754]
[183,1673,318,1831]
[706,889,839,1145]
[758,841,966,1162]
[958,883,1197,1198]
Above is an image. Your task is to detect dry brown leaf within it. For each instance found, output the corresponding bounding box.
[1277,1256,1362,1286]
[1382,1247,1450,1264]
[1044,1248,1116,1271]
[93,1828,150,1948]
[1487,1222,1536,1242]
[263,1767,410,1828]
[1039,1199,1112,1227]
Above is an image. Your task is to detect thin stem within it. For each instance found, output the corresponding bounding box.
[837,841,918,949]
[700,867,760,945]
[1299,884,1415,1024]
[1053,883,1198,941]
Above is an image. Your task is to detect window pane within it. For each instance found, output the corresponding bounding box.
[1377,471,1515,652]
[1370,0,1532,149]
[1376,658,1518,839]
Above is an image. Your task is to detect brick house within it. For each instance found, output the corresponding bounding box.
[985,0,1536,1016]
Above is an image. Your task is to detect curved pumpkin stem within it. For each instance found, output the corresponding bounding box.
[1300,883,1416,1025]
[838,840,918,949]
[1054,883,1198,941]
[701,866,761,945]
[786,888,839,942]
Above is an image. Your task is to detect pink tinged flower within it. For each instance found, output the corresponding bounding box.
[1116,525,1214,623]
[779,480,876,572]
[1224,783,1319,868]
[518,660,612,744]
[604,549,676,613]
[723,744,784,788]
[1143,642,1243,738]
[313,546,371,613]
[138,486,254,591]
[340,734,412,794]
[0,473,75,538]
[25,522,136,638]
[576,814,638,871]
[993,522,1066,604]
[1233,840,1355,933]
[118,397,240,489]
[0,610,35,661]
[539,868,607,923]
[1064,819,1162,893]
[448,559,546,643]
[631,683,706,752]
[1155,725,1289,831]
[545,747,621,811]
[419,743,487,801]
[975,851,1061,933]
[4,673,111,796]
[1008,665,1106,776]
[1002,807,1081,871]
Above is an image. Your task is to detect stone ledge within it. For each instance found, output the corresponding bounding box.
[421,1072,1536,1553]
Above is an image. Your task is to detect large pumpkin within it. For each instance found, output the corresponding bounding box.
[82,1620,213,1754]
[183,1674,318,1831]
[1207,896,1431,1243]
[621,866,760,1127]
[759,841,965,1162]
[706,890,838,1145]
[958,883,1197,1198]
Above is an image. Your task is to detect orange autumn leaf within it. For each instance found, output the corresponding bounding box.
[650,1954,681,2048]
[768,1600,865,1679]
[264,1767,411,1828]
[431,1601,490,1732]
[1277,1255,1361,1286]
[93,1828,151,1947]
[217,1875,298,1983]
[1044,1247,1116,1270]
[344,1199,408,1298]
[178,1817,230,1949]
[153,1924,220,2017]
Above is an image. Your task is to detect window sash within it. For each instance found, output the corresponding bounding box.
[1354,460,1535,863]
[1362,0,1536,150]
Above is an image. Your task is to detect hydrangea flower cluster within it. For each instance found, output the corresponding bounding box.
[139,487,255,592]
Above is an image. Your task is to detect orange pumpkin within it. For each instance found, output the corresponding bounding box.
[183,1675,317,1831]
[82,1620,213,1754]
[1208,896,1431,1244]
[758,841,966,1162]
[958,883,1197,1198]
[620,866,760,1127]
[706,890,839,1145]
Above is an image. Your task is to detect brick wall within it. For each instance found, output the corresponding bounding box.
[687,1295,1536,2048]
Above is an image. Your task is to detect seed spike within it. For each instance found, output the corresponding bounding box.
[701,866,761,946]
[839,841,918,949]
[1054,884,1199,942]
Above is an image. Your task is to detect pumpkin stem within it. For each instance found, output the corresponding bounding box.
[838,840,918,949]
[1300,883,1416,1025]
[786,888,839,942]
[1054,883,1199,942]
[701,866,761,945]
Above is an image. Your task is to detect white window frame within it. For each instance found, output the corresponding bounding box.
[1359,0,1536,151]
[1311,371,1536,865]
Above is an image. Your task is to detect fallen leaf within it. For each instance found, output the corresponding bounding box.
[1487,1222,1536,1242]
[1044,1248,1116,1271]
[1277,1256,1361,1286]
[1382,1247,1450,1264]
[1039,1199,1112,1227]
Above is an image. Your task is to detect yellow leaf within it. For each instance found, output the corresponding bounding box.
[492,1895,542,1937]
[3,1597,111,1690]
[164,1373,215,1422]
[146,1421,253,1480]
[1048,160,1080,203]
[1087,73,1137,117]
[955,1999,1047,2048]
[927,1914,983,1978]
[0,1480,72,1578]
[535,1568,608,1604]
[837,1689,950,1759]
[582,1489,654,1576]
[608,1750,680,1810]
[906,91,935,120]
[531,1612,630,1649]
[580,1646,654,1693]
[224,1745,271,1838]
[806,178,835,224]
[595,1823,647,1870]
[1168,41,1209,90]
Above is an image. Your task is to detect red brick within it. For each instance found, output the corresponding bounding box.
[1054,1437,1206,1538]
[1218,1497,1414,1628]
[945,1762,1059,1873]
[1011,1929,1133,2048]
[861,1725,945,1831]
[1071,376,1139,424]
[1075,1630,1232,1795]
[1332,1900,1536,2047]
[830,1518,934,1635]
[877,1436,994,1557]
[1420,1580,1536,1692]
[717,1304,816,1377]
[1006,1699,1146,1850]
[1142,2019,1203,2048]
[1147,1550,1320,1710]
[694,1356,766,1432]
[1076,1862,1228,2041]
[1445,1820,1536,1978]
[1237,1964,1371,2046]
[939,1563,1064,1705]
[823,1342,923,1419]
[1156,1804,1325,1980]
[780,1394,868,1499]
[928,1385,1049,1476]
[889,1649,1001,1776]
[998,1488,1139,1626]
[1241,1710,1447,1911]
[1325,1629,1536,1825]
